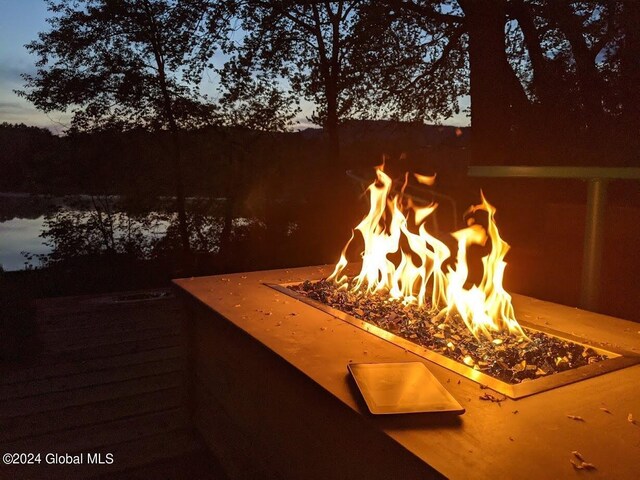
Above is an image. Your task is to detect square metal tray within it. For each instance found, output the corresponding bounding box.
[348,362,465,415]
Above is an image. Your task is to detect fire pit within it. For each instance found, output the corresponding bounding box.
[267,165,638,398]
[174,266,640,479]
[268,279,639,399]
[173,165,640,479]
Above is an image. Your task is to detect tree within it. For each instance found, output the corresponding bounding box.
[370,0,637,165]
[221,0,374,164]
[504,0,638,162]
[370,0,528,163]
[0,123,56,192]
[18,0,234,259]
[352,1,468,124]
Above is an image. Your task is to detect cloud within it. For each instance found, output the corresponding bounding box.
[0,63,34,87]
[0,95,69,134]
[0,101,27,112]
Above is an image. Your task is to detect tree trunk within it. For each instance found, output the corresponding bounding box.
[621,0,640,156]
[548,2,603,133]
[140,0,191,263]
[157,71,191,263]
[220,151,238,271]
[326,2,342,167]
[167,130,191,258]
[325,81,340,166]
[458,0,529,164]
[508,0,576,161]
[509,0,558,107]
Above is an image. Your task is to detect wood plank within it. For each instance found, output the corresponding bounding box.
[40,313,181,342]
[42,335,183,362]
[83,429,203,479]
[34,289,174,312]
[37,298,180,314]
[38,306,183,333]
[93,447,228,480]
[37,295,180,323]
[43,326,181,353]
[0,346,184,385]
[1,387,183,442]
[4,408,189,454]
[1,358,185,401]
[0,429,202,480]
[36,299,184,333]
[0,372,183,419]
[0,289,210,479]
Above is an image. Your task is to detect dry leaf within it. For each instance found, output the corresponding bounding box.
[571,459,597,471]
[567,415,585,422]
[628,413,636,424]
[480,392,507,403]
[572,451,585,462]
[570,459,582,470]
[570,451,597,471]
[599,407,612,414]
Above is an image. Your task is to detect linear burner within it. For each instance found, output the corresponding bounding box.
[267,281,640,399]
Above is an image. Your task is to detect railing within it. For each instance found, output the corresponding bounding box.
[467,166,640,311]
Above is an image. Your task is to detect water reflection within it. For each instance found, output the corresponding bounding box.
[0,194,269,272]
[0,216,49,270]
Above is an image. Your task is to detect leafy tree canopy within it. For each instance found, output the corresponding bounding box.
[18,0,297,133]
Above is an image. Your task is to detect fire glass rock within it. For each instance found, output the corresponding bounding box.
[292,280,607,385]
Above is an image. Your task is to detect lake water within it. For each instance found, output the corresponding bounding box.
[0,193,267,271]
[0,194,181,271]
[0,216,50,271]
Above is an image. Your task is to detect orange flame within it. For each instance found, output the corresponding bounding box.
[328,164,527,341]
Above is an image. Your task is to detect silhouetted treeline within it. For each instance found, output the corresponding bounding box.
[0,121,469,198]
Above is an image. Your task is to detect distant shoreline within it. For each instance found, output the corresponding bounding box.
[0,192,227,202]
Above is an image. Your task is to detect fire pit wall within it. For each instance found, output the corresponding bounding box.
[174,266,640,480]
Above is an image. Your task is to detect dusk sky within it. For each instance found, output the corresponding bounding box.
[0,0,470,133]
[0,0,71,132]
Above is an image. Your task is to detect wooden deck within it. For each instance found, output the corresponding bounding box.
[0,289,227,480]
